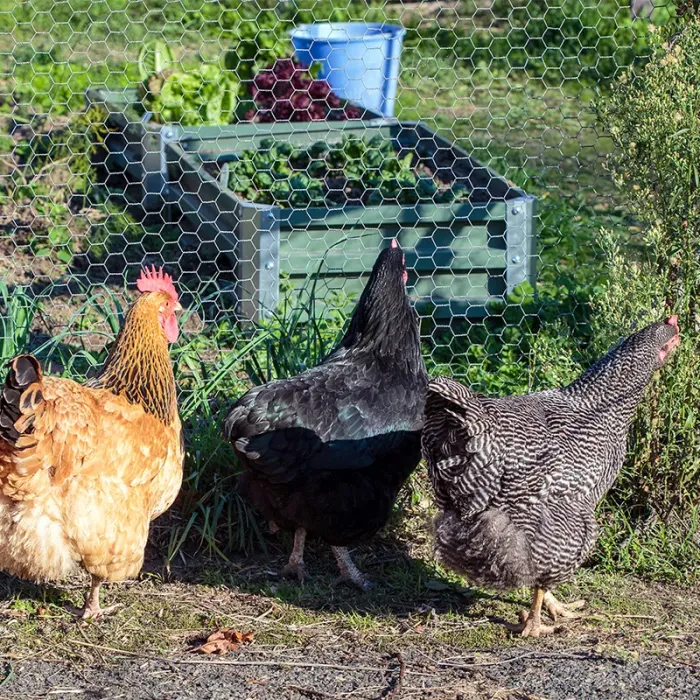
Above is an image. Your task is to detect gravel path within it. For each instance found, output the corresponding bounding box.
[0,647,697,700]
[484,650,699,699]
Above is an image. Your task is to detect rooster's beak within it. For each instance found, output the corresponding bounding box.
[174,302,183,312]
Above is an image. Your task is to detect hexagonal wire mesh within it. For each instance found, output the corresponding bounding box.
[0,1,682,557]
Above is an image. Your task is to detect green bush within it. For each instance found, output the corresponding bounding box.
[468,0,655,85]
[592,17,700,580]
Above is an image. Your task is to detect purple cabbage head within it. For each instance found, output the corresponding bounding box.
[244,57,360,123]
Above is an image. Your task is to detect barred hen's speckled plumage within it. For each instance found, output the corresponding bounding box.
[223,241,427,587]
[423,318,679,631]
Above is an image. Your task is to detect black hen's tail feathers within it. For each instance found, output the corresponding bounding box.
[0,355,43,446]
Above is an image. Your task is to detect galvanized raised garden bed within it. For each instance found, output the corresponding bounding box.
[165,120,536,322]
[86,87,384,211]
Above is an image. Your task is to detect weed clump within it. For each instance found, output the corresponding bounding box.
[589,17,700,581]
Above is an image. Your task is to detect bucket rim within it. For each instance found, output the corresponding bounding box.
[289,22,407,43]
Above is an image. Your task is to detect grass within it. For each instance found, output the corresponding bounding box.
[1,555,699,664]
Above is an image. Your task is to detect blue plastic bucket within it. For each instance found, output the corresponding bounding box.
[290,22,405,118]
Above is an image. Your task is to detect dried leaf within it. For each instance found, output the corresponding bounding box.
[221,628,254,645]
[191,628,254,655]
[196,639,237,655]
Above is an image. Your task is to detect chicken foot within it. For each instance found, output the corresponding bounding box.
[79,575,122,621]
[505,587,556,638]
[281,528,307,583]
[543,591,585,621]
[332,547,371,591]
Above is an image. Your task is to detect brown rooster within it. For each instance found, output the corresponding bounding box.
[0,266,184,619]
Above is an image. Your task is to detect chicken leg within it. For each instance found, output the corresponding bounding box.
[332,546,371,591]
[80,575,122,621]
[506,587,556,637]
[543,591,585,621]
[281,528,306,583]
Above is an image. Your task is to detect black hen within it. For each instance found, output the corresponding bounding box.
[223,240,427,588]
[422,316,680,636]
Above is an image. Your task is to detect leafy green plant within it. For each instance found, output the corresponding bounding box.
[29,199,75,264]
[227,134,471,207]
[139,64,239,126]
[23,107,108,202]
[245,283,349,387]
[222,8,291,82]
[590,17,700,578]
[0,283,39,364]
[9,49,137,116]
[138,40,176,81]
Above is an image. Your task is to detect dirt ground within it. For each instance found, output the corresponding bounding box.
[0,546,698,700]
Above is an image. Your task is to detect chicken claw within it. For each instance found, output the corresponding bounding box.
[543,591,586,621]
[75,575,122,622]
[280,528,306,584]
[333,573,373,591]
[81,603,123,621]
[331,547,372,591]
[281,561,306,583]
[504,587,560,638]
[506,609,556,638]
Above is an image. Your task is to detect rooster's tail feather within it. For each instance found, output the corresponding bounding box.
[0,355,43,446]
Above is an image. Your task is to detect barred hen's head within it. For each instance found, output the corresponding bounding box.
[136,266,182,343]
[565,315,680,405]
[618,315,680,370]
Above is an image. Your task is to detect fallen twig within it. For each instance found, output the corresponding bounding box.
[174,657,433,677]
[76,624,106,665]
[0,662,14,690]
[286,685,338,699]
[254,605,276,621]
[383,652,406,698]
[67,640,154,659]
[417,648,600,672]
[435,650,542,670]
[169,658,395,672]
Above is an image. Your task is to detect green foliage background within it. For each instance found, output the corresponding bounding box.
[0,0,697,582]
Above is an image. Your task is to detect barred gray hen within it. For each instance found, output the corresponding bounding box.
[422,316,680,636]
[223,240,427,589]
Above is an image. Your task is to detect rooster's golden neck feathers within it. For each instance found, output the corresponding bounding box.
[88,292,177,424]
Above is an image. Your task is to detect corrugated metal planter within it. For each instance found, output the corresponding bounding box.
[165,120,536,322]
[85,87,384,211]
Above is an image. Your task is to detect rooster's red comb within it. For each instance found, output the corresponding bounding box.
[137,265,178,302]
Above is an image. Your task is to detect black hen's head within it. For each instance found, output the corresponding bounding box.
[336,239,424,374]
[362,238,409,299]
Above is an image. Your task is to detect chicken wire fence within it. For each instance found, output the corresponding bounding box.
[0,0,669,392]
